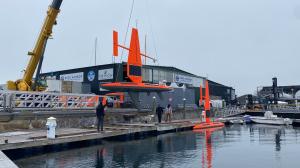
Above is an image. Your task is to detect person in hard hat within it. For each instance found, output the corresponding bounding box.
[96,100,107,132]
[156,104,164,124]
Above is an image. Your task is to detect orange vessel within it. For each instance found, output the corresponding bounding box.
[101,82,172,92]
[193,80,224,130]
[101,28,172,93]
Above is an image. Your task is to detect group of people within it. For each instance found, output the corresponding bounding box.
[95,100,173,133]
[156,104,173,123]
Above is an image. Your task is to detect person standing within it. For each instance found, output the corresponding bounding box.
[156,104,164,123]
[165,104,172,122]
[96,101,106,132]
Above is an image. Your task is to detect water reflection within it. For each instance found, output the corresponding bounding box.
[14,125,300,168]
[194,127,223,168]
[275,129,281,151]
[95,148,105,168]
[250,124,285,151]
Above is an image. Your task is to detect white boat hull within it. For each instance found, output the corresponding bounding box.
[250,117,292,125]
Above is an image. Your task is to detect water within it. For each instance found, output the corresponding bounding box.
[14,125,300,168]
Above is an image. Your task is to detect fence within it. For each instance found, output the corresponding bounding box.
[267,104,300,113]
[214,107,246,118]
[0,91,100,112]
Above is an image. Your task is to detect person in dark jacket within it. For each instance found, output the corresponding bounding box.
[156,104,164,123]
[96,101,106,132]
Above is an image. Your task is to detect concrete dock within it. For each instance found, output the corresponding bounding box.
[0,119,199,163]
[0,151,18,168]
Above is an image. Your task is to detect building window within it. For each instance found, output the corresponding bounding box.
[153,69,159,83]
[142,68,152,82]
[159,70,166,82]
[227,89,230,94]
[165,71,173,82]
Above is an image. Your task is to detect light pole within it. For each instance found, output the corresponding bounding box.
[152,96,156,114]
[183,98,186,119]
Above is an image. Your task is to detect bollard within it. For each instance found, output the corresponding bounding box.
[201,110,206,122]
[46,117,57,139]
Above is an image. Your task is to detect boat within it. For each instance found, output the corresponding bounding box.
[250,111,293,125]
[217,117,244,125]
[101,82,172,92]
[193,122,224,129]
[229,119,244,124]
[243,115,252,124]
[100,28,172,93]
[193,81,224,130]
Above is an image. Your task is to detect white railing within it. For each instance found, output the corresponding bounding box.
[0,90,100,112]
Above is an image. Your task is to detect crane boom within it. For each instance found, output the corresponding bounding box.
[7,0,63,91]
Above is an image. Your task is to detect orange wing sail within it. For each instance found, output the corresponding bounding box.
[127,28,142,83]
[113,30,118,57]
[205,80,211,123]
[205,80,210,111]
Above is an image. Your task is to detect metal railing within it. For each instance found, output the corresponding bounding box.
[214,107,246,118]
[0,90,99,112]
[267,104,300,113]
[0,92,5,111]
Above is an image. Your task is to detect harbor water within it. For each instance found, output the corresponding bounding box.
[14,124,300,168]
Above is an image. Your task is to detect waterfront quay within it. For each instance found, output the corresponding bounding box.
[0,118,197,160]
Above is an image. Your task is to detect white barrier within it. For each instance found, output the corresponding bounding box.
[0,90,100,112]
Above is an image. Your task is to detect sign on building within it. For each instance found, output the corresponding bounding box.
[174,74,205,87]
[174,74,193,84]
[98,68,114,80]
[60,72,84,82]
[192,77,206,88]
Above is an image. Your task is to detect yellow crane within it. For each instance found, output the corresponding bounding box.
[7,0,63,91]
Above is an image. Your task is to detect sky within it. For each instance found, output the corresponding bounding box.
[1,0,300,96]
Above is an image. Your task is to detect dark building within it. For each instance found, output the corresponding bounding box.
[208,80,236,104]
[41,63,235,108]
[258,85,300,102]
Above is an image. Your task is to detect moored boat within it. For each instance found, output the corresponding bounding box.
[250,111,293,125]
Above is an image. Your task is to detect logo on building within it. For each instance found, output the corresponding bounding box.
[98,68,114,80]
[60,72,84,82]
[87,71,95,81]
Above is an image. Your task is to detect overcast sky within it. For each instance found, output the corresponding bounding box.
[1,0,300,95]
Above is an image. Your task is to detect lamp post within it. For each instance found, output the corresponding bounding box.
[183,98,186,119]
[152,96,156,114]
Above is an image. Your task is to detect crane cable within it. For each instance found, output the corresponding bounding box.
[120,0,135,61]
[115,0,135,81]
[145,0,159,65]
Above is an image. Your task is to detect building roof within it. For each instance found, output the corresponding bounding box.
[43,63,117,75]
[208,80,234,90]
[143,64,204,78]
[43,63,205,79]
